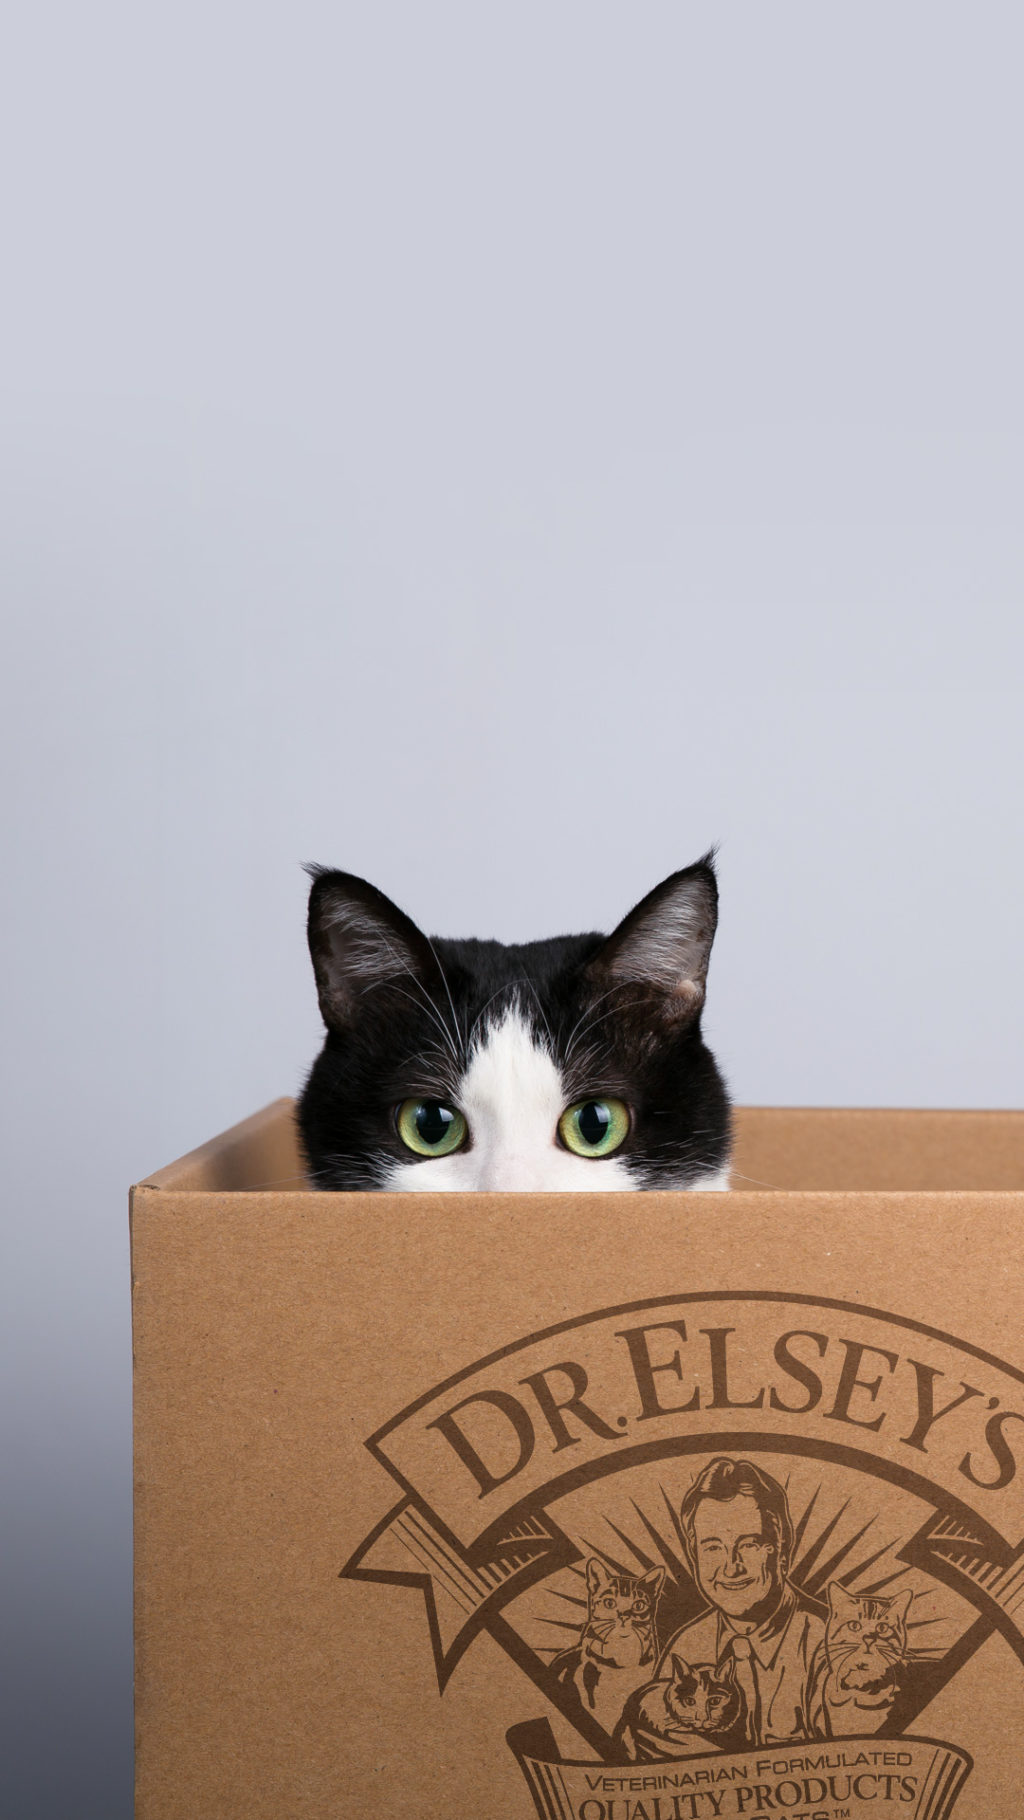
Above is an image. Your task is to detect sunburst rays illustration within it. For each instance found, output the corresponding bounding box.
[506,1452,974,1673]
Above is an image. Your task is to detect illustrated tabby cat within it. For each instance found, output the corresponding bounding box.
[299,857,731,1190]
[550,1560,666,1738]
[616,1654,746,1761]
[822,1581,913,1736]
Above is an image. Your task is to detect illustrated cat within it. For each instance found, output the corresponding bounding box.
[550,1560,666,1738]
[822,1581,913,1736]
[615,1654,746,1761]
[299,858,731,1190]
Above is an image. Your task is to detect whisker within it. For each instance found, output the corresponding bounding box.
[360,933,462,1064]
[519,975,554,1049]
[468,981,519,1049]
[393,1040,463,1100]
[467,976,555,1057]
[726,1167,784,1191]
[425,936,467,1060]
[562,987,620,1063]
[363,959,462,1068]
[562,999,625,1061]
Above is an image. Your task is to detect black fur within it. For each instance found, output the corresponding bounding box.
[298,858,731,1190]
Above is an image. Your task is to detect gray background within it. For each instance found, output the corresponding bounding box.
[2,4,1022,1815]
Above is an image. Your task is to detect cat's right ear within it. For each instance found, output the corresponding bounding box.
[305,868,439,1029]
[587,853,720,1018]
[669,1653,692,1681]
[641,1566,666,1601]
[888,1587,913,1628]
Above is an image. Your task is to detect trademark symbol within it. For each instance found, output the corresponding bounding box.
[835,1808,851,1819]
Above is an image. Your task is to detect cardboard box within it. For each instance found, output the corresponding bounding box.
[132,1100,1024,1820]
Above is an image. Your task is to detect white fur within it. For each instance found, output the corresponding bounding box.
[382,1008,631,1192]
[380,1007,730,1193]
[691,1166,731,1192]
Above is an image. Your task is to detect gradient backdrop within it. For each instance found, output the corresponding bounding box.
[2,5,1022,1816]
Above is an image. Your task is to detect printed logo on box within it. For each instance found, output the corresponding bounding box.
[344,1292,1024,1818]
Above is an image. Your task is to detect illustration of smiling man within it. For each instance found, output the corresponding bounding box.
[660,1456,828,1745]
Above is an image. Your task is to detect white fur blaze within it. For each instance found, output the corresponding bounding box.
[381,1007,633,1192]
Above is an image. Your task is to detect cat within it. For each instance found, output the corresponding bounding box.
[550,1559,666,1738]
[298,857,731,1190]
[822,1581,913,1737]
[615,1654,746,1761]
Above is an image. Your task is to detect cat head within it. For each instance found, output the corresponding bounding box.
[298,860,731,1190]
[664,1655,740,1732]
[584,1559,665,1635]
[826,1582,912,1692]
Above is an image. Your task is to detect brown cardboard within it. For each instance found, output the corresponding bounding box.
[132,1101,1024,1820]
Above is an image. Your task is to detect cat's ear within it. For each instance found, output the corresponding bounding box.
[586,1558,613,1597]
[306,868,441,1029]
[588,854,719,1016]
[670,1654,692,1682]
[828,1581,858,1621]
[640,1566,666,1601]
[718,1653,737,1686]
[887,1588,913,1629]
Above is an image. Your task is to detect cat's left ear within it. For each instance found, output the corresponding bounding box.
[828,1581,858,1621]
[586,1558,614,1597]
[588,853,719,1017]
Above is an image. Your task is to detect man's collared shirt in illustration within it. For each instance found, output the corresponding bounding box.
[659,1582,828,1745]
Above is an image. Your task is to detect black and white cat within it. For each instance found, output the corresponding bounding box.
[298,857,731,1191]
[616,1655,746,1760]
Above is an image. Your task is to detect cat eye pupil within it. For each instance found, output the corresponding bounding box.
[578,1101,610,1145]
[416,1101,453,1146]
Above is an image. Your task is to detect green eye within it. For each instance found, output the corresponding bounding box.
[558,1098,630,1158]
[396,1098,467,1157]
